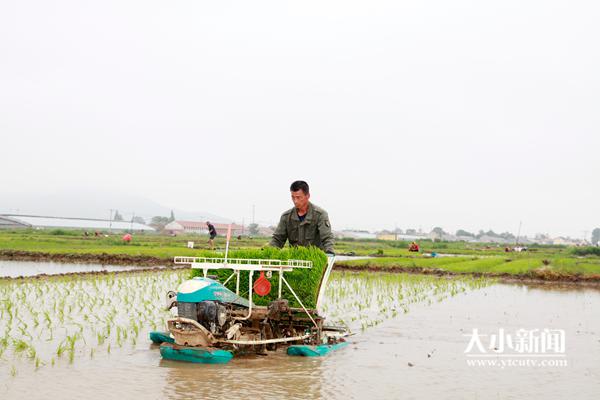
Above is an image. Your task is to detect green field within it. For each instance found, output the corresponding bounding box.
[0,229,268,258]
[335,254,600,277]
[1,229,599,279]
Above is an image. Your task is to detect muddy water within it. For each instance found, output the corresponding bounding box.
[0,259,152,277]
[1,269,599,399]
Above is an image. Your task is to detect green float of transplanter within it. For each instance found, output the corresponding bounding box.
[189,246,327,309]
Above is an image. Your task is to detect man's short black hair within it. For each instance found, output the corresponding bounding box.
[290,180,309,194]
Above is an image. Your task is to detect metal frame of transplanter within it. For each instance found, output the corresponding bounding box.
[173,256,336,334]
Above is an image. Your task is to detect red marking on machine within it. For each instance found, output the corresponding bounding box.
[253,271,271,296]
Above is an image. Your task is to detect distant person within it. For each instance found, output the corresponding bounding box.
[409,242,419,252]
[269,180,335,254]
[206,221,217,249]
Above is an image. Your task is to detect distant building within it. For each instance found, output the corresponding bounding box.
[165,220,244,236]
[441,233,459,241]
[164,220,205,234]
[336,230,377,240]
[475,235,533,245]
[396,233,428,241]
[428,231,459,242]
[374,231,429,241]
[455,235,478,242]
[477,235,509,244]
[0,214,154,232]
[551,237,585,246]
[257,226,275,237]
[0,215,27,229]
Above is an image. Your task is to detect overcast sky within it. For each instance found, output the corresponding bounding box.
[1,0,598,238]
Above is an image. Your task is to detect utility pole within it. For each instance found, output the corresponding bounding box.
[130,212,135,232]
[108,209,114,234]
[252,204,255,225]
[515,220,522,246]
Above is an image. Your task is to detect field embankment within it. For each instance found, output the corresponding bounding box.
[335,254,600,285]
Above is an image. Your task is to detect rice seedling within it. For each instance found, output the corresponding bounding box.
[56,342,66,358]
[189,246,328,308]
[321,271,491,333]
[131,323,140,337]
[13,339,29,354]
[27,345,37,360]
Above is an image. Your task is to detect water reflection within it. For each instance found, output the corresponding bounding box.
[0,259,147,278]
[160,352,324,399]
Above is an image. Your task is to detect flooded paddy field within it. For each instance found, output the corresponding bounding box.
[1,265,599,399]
[0,260,158,278]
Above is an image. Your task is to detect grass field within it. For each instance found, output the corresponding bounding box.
[0,229,267,258]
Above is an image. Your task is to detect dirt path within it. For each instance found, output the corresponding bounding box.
[0,249,172,266]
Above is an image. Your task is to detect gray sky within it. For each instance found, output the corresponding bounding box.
[1,0,598,238]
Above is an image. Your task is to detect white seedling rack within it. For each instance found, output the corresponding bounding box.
[174,256,310,297]
[173,255,336,328]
